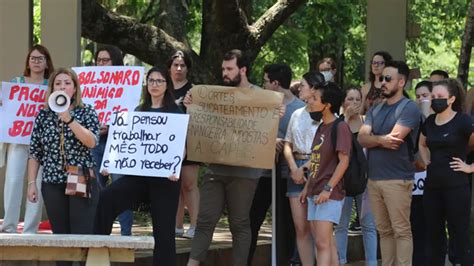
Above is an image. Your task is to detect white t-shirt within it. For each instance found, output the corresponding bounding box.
[284,106,319,154]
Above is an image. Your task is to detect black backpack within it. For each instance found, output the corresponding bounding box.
[327,117,368,196]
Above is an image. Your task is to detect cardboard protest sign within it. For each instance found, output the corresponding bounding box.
[187,85,283,169]
[412,171,425,196]
[0,82,47,144]
[73,66,144,125]
[101,111,189,178]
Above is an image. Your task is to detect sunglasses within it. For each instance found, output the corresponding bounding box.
[371,60,385,66]
[379,75,392,83]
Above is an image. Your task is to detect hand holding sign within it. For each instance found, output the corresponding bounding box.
[101,111,189,178]
[0,82,48,144]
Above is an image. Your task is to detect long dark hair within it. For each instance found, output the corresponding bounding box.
[94,45,124,66]
[136,66,177,112]
[433,78,466,113]
[23,44,54,79]
[369,51,392,83]
[303,71,343,113]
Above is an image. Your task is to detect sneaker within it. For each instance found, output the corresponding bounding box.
[175,227,184,237]
[183,227,195,239]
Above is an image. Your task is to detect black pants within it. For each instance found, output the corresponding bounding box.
[42,181,99,266]
[410,195,429,266]
[94,175,180,266]
[424,185,473,266]
[247,176,295,266]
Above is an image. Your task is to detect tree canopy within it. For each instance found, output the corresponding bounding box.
[80,0,473,88]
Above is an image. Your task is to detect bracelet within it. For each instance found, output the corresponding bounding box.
[65,117,74,125]
[28,181,35,186]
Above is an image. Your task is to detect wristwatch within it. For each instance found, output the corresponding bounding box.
[323,184,333,192]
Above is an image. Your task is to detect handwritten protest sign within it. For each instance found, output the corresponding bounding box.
[73,66,144,125]
[412,171,426,195]
[187,85,283,169]
[0,82,47,144]
[101,111,189,178]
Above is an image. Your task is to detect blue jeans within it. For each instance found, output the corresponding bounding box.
[334,189,377,266]
[92,135,108,189]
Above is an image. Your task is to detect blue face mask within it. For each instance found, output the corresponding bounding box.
[321,71,333,82]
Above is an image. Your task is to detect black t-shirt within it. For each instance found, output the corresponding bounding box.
[422,112,473,188]
[171,81,192,112]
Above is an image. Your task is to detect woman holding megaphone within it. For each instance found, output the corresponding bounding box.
[0,44,54,234]
[27,68,99,266]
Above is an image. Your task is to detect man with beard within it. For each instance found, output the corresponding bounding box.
[358,60,420,266]
[186,49,266,266]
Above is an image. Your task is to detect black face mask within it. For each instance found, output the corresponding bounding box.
[431,98,449,113]
[309,111,323,122]
[309,105,326,122]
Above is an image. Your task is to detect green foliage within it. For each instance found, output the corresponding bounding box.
[82,0,470,88]
[33,0,41,44]
[252,0,367,87]
[186,0,203,53]
[406,0,470,80]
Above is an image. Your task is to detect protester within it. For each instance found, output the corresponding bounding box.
[95,67,181,266]
[361,51,393,113]
[358,60,420,266]
[334,87,377,266]
[90,45,133,236]
[317,57,337,83]
[186,49,265,266]
[1,44,54,234]
[419,78,473,266]
[429,69,465,266]
[27,68,99,266]
[247,63,305,265]
[290,81,301,98]
[168,51,200,239]
[282,73,325,266]
[429,70,449,82]
[297,77,351,265]
[91,45,125,190]
[411,80,433,266]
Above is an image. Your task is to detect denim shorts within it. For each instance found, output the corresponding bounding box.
[286,159,308,198]
[307,195,344,224]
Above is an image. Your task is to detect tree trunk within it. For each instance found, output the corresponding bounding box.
[458,0,474,89]
[81,0,307,84]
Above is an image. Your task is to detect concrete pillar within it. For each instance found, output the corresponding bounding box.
[0,0,32,218]
[366,0,407,79]
[0,0,32,81]
[41,0,81,68]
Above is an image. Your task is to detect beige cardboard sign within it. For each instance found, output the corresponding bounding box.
[187,85,283,169]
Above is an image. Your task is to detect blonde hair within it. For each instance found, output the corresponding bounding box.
[44,68,83,110]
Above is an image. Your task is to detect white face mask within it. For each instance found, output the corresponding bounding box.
[321,71,333,82]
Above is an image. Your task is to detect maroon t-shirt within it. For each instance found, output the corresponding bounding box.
[307,120,352,200]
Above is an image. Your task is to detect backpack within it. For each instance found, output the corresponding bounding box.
[325,117,368,196]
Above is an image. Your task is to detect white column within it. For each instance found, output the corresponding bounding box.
[366,0,407,79]
[0,0,32,219]
[41,0,81,68]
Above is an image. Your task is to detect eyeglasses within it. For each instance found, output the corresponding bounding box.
[379,75,392,83]
[29,56,46,63]
[371,60,385,66]
[96,58,112,64]
[148,78,166,86]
